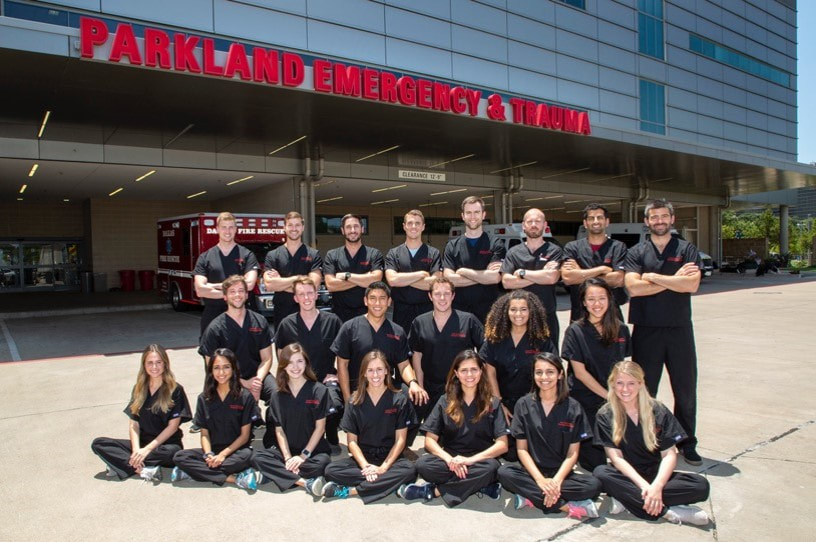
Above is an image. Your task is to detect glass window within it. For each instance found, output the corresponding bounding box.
[637,0,664,59]
[639,79,665,135]
[316,215,369,235]
[689,34,790,87]
[559,0,586,8]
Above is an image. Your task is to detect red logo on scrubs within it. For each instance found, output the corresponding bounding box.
[666,257,682,262]
[603,258,612,263]
[450,332,466,338]
[558,421,574,429]
[229,404,244,411]
[235,258,245,264]
[386,333,401,341]
[478,250,492,255]
[421,258,433,263]
[302,256,313,262]
[524,349,540,355]
[305,399,320,405]
[384,408,398,414]
[249,327,263,333]
[360,260,370,266]
[616,337,626,343]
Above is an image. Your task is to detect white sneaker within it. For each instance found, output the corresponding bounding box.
[664,505,710,526]
[608,497,625,515]
[140,466,162,482]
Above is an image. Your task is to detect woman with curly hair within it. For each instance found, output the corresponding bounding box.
[91,344,191,482]
[398,350,509,505]
[480,290,558,424]
[593,361,710,525]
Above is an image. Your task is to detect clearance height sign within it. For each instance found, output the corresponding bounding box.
[79,17,591,136]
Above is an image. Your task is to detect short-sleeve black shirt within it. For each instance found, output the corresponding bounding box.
[263,380,331,453]
[562,320,631,414]
[623,237,701,327]
[421,396,509,456]
[511,395,592,473]
[340,389,415,458]
[443,233,505,319]
[500,240,563,319]
[562,237,628,321]
[198,310,273,380]
[193,244,259,308]
[263,244,322,321]
[384,243,441,306]
[124,384,192,446]
[594,401,687,475]
[331,316,409,388]
[322,245,384,316]
[274,311,342,381]
[480,335,558,408]
[193,388,260,453]
[408,310,484,395]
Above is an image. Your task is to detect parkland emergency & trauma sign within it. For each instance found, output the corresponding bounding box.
[79,17,591,136]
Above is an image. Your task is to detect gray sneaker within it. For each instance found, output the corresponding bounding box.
[139,466,163,482]
[664,505,710,526]
[305,476,325,496]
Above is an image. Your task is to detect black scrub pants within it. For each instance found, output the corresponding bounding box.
[416,455,500,507]
[576,406,607,471]
[593,464,710,521]
[251,448,331,490]
[91,437,180,479]
[498,464,602,513]
[325,382,344,446]
[392,301,432,339]
[632,325,698,446]
[172,447,253,485]
[324,450,417,504]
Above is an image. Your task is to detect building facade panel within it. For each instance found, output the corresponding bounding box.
[384,6,452,49]
[214,1,308,50]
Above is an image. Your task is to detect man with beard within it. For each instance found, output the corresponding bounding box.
[323,214,384,323]
[199,274,275,403]
[384,209,442,333]
[501,208,563,350]
[262,211,322,328]
[624,198,703,466]
[561,203,628,321]
[442,196,505,323]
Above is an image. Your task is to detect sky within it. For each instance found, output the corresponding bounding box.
[798,4,815,165]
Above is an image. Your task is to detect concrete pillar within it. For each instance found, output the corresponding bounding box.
[709,206,721,264]
[493,189,507,223]
[780,204,789,255]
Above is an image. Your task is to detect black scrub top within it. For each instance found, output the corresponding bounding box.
[408,310,484,395]
[442,233,505,316]
[331,316,409,388]
[264,244,322,321]
[384,243,441,306]
[264,380,332,453]
[500,240,563,317]
[323,245,384,316]
[421,396,508,456]
[562,237,628,321]
[193,389,260,453]
[193,244,259,308]
[480,335,558,408]
[562,320,631,414]
[623,237,701,327]
[594,401,687,475]
[125,384,192,446]
[274,311,342,381]
[198,310,273,380]
[511,395,591,473]
[340,389,415,455]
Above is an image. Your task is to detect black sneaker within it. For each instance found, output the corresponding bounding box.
[477,482,502,500]
[682,446,703,466]
[189,423,201,434]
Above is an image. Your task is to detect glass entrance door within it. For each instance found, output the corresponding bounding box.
[0,243,21,290]
[0,241,82,292]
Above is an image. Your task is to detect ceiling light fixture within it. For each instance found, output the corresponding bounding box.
[186,190,206,199]
[37,110,51,138]
[63,198,70,202]
[564,200,582,204]
[313,180,335,188]
[419,201,448,207]
[545,207,565,211]
[480,194,495,199]
[109,187,124,196]
[371,198,399,205]
[17,198,23,201]
[429,154,476,168]
[430,188,468,196]
[489,161,538,174]
[227,175,254,186]
[538,167,591,180]
[525,197,544,202]
[317,196,343,203]
[355,145,400,163]
[371,184,407,193]
[164,124,195,148]
[28,164,39,177]
[134,170,156,182]
[19,184,27,194]
[545,195,563,199]
[268,135,307,156]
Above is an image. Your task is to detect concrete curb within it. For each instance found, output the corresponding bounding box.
[0,303,171,320]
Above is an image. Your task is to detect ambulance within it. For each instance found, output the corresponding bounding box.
[157,213,286,311]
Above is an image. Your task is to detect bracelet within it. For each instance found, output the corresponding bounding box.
[409,379,419,385]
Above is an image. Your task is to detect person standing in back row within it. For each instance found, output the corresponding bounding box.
[501,208,563,349]
[323,214,384,323]
[561,203,628,322]
[384,209,442,334]
[262,211,322,329]
[443,196,505,323]
[623,199,702,465]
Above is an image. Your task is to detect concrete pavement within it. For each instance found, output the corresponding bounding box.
[0,273,814,541]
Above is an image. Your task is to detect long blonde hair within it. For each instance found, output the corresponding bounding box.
[605,361,657,451]
[130,344,178,415]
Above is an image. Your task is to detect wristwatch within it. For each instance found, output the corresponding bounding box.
[203,451,214,460]
[518,269,526,278]
[344,272,351,281]
[301,449,312,458]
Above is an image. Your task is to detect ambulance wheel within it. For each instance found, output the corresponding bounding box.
[170,283,188,312]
